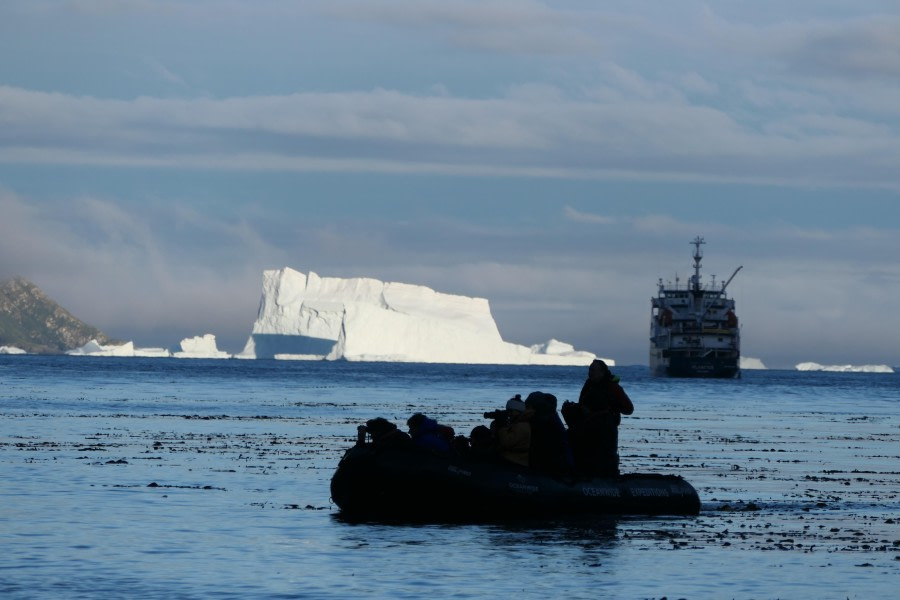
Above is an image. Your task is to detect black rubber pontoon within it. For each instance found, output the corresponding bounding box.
[330,444,700,521]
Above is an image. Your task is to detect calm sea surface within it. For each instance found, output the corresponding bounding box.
[1,356,897,599]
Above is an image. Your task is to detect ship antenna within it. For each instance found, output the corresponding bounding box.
[691,236,704,292]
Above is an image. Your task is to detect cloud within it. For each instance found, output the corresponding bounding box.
[5,4,900,190]
[0,189,274,350]
[779,15,900,80]
[675,72,720,96]
[694,8,900,84]
[322,0,598,55]
[3,81,900,189]
[141,56,186,86]
[563,206,616,225]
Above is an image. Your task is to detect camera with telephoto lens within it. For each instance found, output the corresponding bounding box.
[483,409,509,420]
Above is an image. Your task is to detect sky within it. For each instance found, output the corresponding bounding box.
[1,1,900,369]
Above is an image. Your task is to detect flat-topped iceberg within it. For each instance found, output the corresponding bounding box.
[238,268,603,366]
[795,362,894,374]
[173,334,231,359]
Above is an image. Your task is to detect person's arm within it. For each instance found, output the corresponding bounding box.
[614,385,634,415]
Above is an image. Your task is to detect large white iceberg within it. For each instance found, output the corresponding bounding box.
[238,268,603,366]
[0,345,27,354]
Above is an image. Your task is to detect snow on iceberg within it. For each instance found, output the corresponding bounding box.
[740,356,767,370]
[239,268,602,366]
[795,362,894,374]
[174,334,231,359]
[0,345,27,354]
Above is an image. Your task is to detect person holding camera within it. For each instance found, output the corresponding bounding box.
[489,395,532,467]
[358,417,412,449]
[562,359,634,476]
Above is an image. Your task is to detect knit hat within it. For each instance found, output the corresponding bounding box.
[506,398,526,412]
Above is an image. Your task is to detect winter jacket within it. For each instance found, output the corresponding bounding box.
[495,415,531,467]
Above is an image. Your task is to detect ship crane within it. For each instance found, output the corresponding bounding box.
[699,264,743,322]
[721,265,743,293]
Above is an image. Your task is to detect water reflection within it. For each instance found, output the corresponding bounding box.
[331,514,621,556]
[486,516,618,546]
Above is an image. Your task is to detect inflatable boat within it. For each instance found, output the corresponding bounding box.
[330,442,701,521]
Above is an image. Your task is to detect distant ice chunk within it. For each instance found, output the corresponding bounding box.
[174,334,231,359]
[740,356,767,370]
[133,347,172,358]
[530,339,613,366]
[0,345,27,354]
[67,340,172,357]
[795,362,894,374]
[68,340,136,357]
[239,268,598,366]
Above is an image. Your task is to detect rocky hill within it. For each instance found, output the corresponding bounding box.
[0,277,115,353]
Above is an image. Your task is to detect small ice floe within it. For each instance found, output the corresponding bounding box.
[740,356,767,370]
[795,362,894,374]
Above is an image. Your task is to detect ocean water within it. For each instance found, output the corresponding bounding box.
[0,356,897,599]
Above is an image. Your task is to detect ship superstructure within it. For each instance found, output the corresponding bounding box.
[650,237,742,378]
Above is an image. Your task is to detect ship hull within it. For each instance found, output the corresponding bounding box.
[650,351,740,378]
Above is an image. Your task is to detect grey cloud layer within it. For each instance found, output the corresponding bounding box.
[4,3,900,188]
[2,77,899,188]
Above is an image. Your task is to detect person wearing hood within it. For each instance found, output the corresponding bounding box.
[562,359,634,476]
[407,413,454,454]
[524,391,574,475]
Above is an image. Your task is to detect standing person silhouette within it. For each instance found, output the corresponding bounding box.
[563,359,634,476]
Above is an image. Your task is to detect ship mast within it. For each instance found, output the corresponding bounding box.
[690,236,704,293]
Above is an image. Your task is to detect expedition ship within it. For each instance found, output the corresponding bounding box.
[650,237,742,378]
